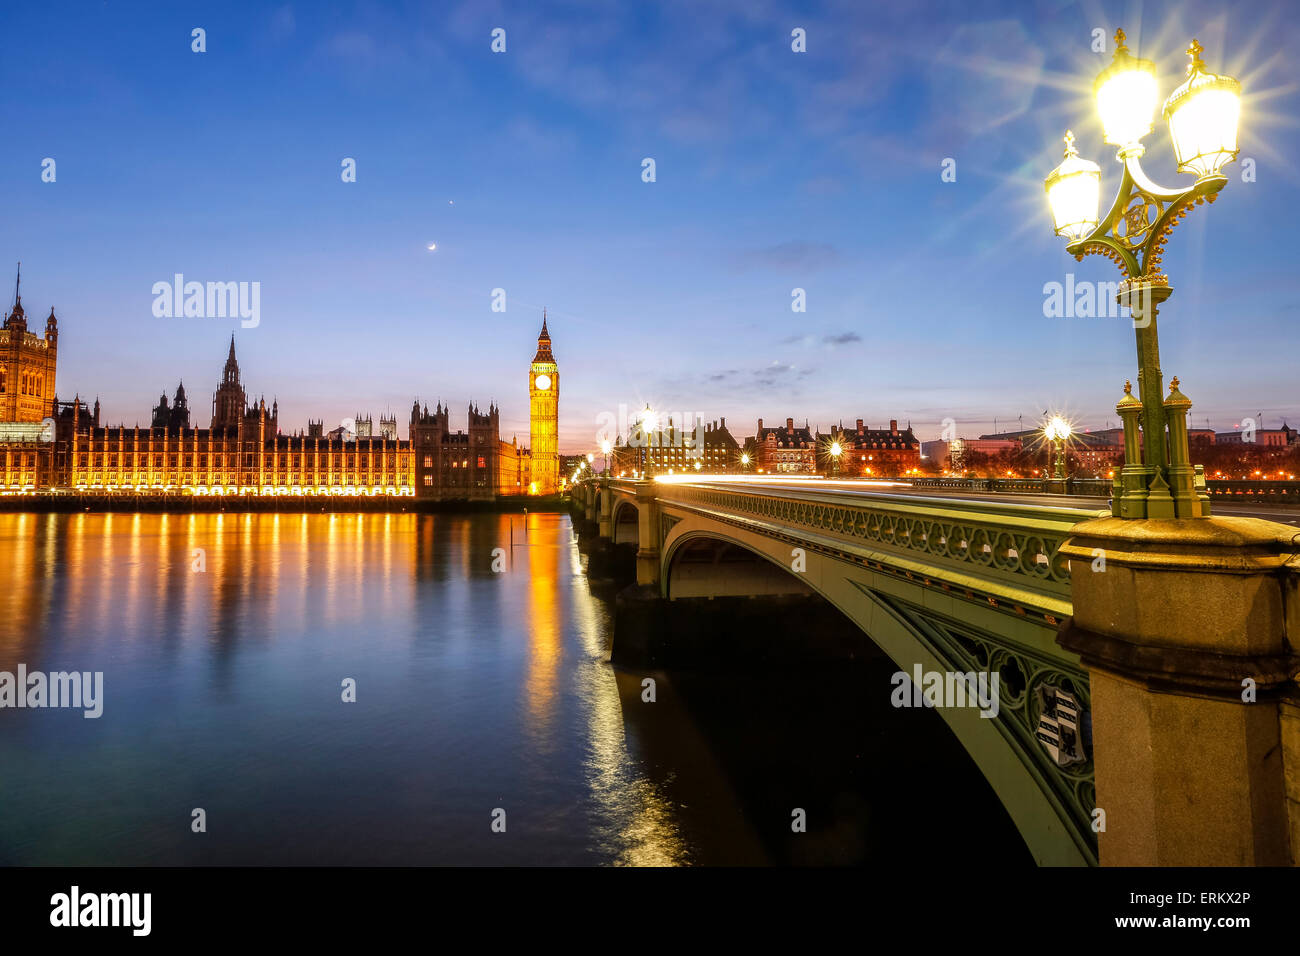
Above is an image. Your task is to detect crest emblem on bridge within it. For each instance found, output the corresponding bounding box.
[1034,684,1087,767]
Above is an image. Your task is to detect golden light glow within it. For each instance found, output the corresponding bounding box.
[1044,415,1073,441]
[1095,30,1159,148]
[1045,131,1101,239]
[640,406,658,434]
[1164,40,1241,179]
[534,373,551,391]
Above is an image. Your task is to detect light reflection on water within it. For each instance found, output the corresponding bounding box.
[0,512,692,866]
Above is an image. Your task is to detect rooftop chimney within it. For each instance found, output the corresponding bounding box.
[890,419,898,435]
[786,417,794,433]
[856,419,864,435]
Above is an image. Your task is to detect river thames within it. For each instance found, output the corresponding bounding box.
[0,511,1027,866]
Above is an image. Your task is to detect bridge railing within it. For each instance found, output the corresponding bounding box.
[910,476,1112,497]
[1205,479,1300,505]
[654,481,1100,617]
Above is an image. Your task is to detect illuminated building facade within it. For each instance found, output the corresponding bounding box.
[0,327,543,499]
[611,418,741,476]
[753,418,817,474]
[528,314,559,494]
[825,419,920,476]
[1,270,58,424]
[0,282,563,498]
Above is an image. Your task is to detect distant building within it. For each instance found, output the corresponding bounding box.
[1,267,58,424]
[1216,426,1295,447]
[151,383,192,432]
[410,401,527,499]
[610,417,741,476]
[922,438,1020,470]
[528,314,559,494]
[753,417,817,474]
[0,307,547,497]
[824,419,919,476]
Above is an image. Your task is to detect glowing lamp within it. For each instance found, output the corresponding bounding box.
[1045,416,1072,441]
[1094,29,1158,148]
[1163,39,1241,179]
[1045,131,1101,240]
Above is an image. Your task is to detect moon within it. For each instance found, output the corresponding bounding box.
[427,242,437,251]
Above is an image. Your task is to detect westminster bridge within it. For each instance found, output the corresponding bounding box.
[572,474,1300,867]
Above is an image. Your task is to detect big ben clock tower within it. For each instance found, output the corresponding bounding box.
[528,311,559,494]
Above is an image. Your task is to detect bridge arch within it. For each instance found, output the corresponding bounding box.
[610,499,640,546]
[659,514,1094,866]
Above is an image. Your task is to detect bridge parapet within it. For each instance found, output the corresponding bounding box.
[653,481,1097,620]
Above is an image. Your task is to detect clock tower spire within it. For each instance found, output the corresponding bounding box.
[528,311,558,494]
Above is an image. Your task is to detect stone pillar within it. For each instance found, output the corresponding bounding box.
[597,479,611,539]
[584,483,597,523]
[1057,516,1300,865]
[634,481,659,588]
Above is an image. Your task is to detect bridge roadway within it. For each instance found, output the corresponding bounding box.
[696,476,1298,524]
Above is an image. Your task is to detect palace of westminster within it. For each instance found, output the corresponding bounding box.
[0,274,562,499]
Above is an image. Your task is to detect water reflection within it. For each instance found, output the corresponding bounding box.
[0,512,696,865]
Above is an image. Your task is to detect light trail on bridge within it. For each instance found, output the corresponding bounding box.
[645,474,1298,523]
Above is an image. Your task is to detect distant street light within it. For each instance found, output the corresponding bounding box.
[1044,416,1072,480]
[1045,29,1240,518]
[600,439,612,475]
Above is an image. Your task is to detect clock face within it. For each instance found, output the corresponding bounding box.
[534,374,552,391]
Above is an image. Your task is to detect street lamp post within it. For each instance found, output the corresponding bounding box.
[1045,30,1240,519]
[740,451,751,473]
[829,440,843,479]
[1045,416,1072,481]
[600,439,612,476]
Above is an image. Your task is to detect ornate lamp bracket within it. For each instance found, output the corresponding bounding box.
[1066,153,1226,286]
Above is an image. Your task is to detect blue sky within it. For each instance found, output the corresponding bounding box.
[2,0,1296,451]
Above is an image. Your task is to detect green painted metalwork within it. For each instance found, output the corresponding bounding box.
[1054,35,1234,520]
[655,482,1092,619]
